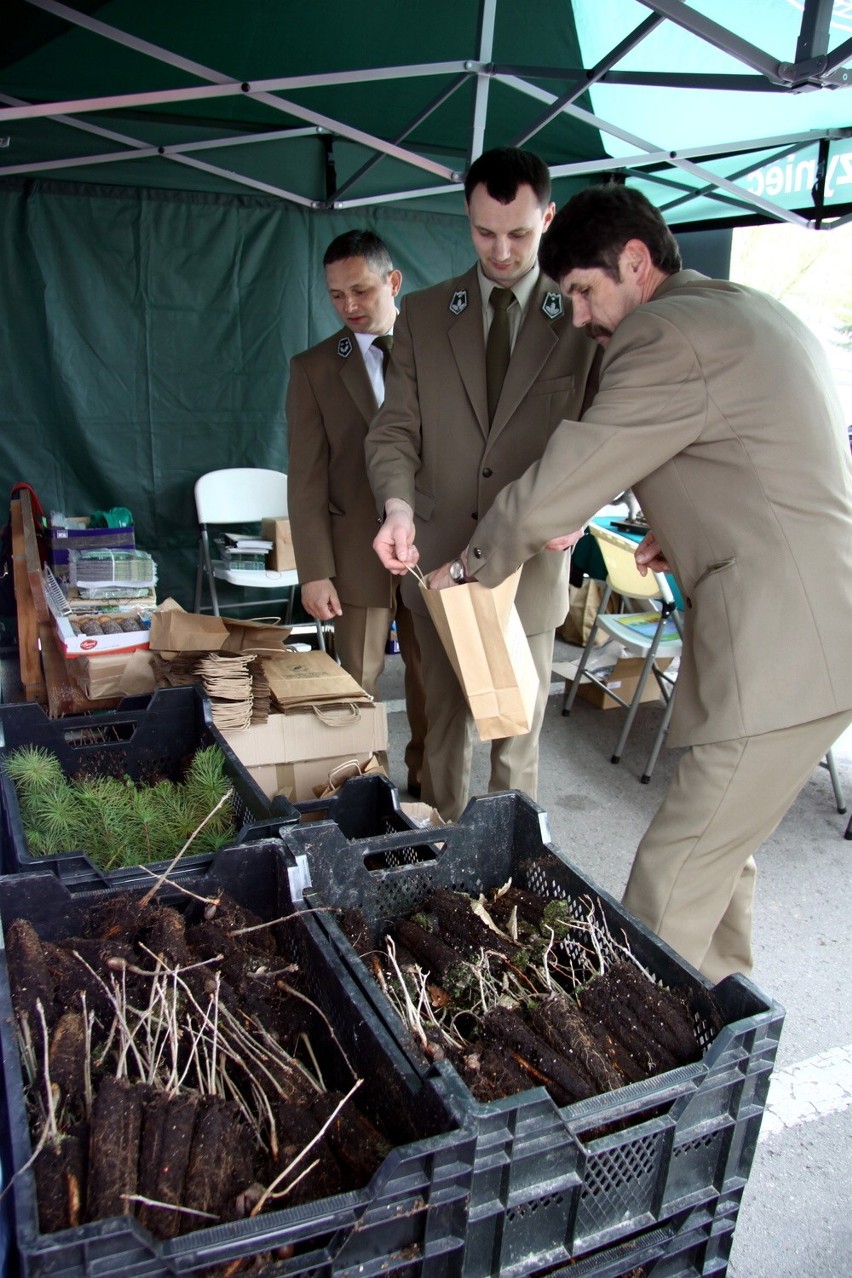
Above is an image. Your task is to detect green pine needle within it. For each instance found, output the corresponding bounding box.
[6,743,236,868]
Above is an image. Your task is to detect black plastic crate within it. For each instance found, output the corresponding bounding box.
[0,840,476,1278]
[281,792,785,1276]
[531,1189,739,1277]
[295,772,423,842]
[0,686,299,887]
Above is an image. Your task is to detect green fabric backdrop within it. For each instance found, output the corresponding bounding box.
[0,177,728,628]
[0,178,474,611]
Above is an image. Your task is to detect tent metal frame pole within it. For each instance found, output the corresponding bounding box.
[468,0,498,167]
[502,75,811,226]
[511,13,664,148]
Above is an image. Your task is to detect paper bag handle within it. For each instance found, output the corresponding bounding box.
[310,701,362,727]
[325,757,365,787]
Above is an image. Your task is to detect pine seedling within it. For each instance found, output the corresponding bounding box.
[2,747,65,795]
[182,747,233,852]
[75,776,136,868]
[25,785,86,854]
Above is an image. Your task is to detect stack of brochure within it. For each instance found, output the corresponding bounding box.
[216,531,273,571]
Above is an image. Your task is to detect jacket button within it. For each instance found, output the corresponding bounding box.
[482,467,493,478]
[471,512,478,520]
[472,546,483,559]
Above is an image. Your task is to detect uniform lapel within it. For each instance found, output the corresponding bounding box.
[447,267,490,439]
[489,276,559,437]
[337,331,379,423]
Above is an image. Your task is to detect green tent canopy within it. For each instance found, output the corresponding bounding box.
[4,0,852,228]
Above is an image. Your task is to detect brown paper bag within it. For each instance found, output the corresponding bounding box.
[150,599,293,656]
[262,649,371,709]
[312,753,386,797]
[558,578,621,647]
[416,567,538,741]
[261,518,297,571]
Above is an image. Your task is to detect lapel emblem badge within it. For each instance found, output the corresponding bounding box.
[541,291,564,320]
[449,289,468,315]
[337,336,353,358]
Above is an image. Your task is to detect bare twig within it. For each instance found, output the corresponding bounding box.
[122,1194,219,1221]
[249,1079,364,1217]
[139,788,234,908]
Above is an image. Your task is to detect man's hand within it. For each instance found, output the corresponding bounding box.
[427,550,471,591]
[373,499,419,575]
[300,578,342,622]
[544,527,587,552]
[426,561,455,590]
[634,531,671,576]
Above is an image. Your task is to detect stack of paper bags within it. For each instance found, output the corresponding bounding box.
[223,651,388,803]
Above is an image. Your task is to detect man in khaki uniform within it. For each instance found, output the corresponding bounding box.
[425,184,852,981]
[287,230,426,796]
[367,149,598,820]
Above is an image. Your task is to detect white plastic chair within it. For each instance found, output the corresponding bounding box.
[193,467,325,649]
[563,521,683,782]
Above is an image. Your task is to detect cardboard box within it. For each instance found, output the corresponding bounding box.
[222,701,387,768]
[66,649,157,700]
[575,655,671,711]
[248,753,386,803]
[261,518,297,572]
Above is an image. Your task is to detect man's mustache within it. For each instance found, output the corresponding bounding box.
[584,323,612,341]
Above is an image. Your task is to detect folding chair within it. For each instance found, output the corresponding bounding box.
[193,467,325,649]
[822,748,845,815]
[563,521,683,782]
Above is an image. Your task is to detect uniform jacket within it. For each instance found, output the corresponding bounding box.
[287,329,396,609]
[365,265,599,630]
[466,271,852,746]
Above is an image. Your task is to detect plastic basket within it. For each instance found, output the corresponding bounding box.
[282,791,785,1276]
[295,772,421,838]
[528,1188,739,1276]
[0,686,299,887]
[0,840,475,1278]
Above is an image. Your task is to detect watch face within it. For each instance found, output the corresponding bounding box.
[450,559,463,582]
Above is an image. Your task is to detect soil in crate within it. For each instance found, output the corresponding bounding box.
[6,889,397,1240]
[341,875,724,1107]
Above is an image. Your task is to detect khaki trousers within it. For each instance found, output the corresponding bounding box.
[622,708,852,982]
[413,614,554,821]
[333,593,426,785]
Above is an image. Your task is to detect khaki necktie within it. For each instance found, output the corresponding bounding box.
[372,333,393,378]
[485,287,515,422]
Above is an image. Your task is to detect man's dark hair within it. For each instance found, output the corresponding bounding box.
[323,229,394,277]
[464,147,552,207]
[539,184,682,282]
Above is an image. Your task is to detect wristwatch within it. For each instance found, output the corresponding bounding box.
[449,558,471,584]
